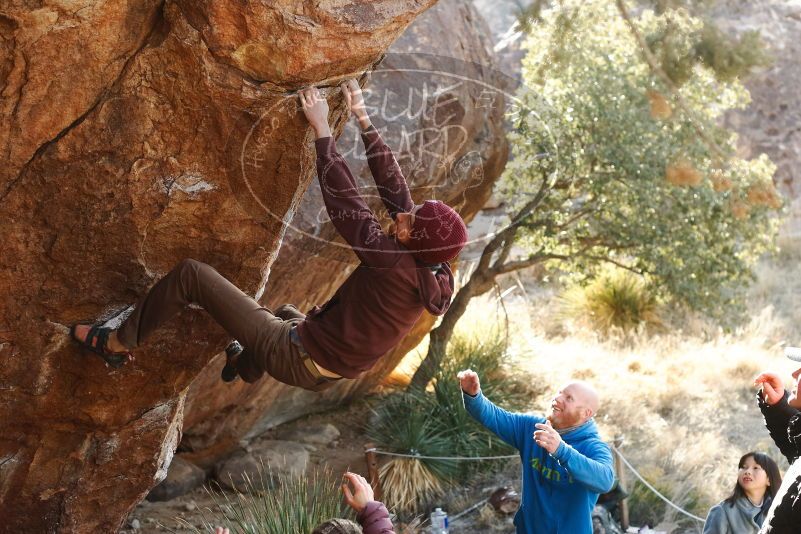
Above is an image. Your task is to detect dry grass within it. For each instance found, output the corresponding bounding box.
[379,458,444,514]
[503,298,791,529]
[476,503,512,532]
[387,205,801,531]
[437,213,801,531]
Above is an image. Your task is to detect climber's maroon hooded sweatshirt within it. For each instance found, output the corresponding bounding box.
[295,127,454,379]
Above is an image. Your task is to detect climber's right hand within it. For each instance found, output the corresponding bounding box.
[299,87,331,139]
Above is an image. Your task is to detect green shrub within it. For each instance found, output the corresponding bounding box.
[172,466,351,534]
[431,332,532,478]
[366,331,533,516]
[560,268,662,333]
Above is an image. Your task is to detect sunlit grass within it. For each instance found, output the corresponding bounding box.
[387,207,801,530]
[168,466,351,534]
[379,457,444,515]
[559,267,663,333]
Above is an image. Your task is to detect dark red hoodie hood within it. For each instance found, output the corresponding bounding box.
[417,262,454,316]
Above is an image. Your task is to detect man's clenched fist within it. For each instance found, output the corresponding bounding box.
[457,369,481,396]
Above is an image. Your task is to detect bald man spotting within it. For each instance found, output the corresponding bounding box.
[458,370,614,534]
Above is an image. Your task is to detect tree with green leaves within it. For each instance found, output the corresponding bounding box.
[410,0,780,389]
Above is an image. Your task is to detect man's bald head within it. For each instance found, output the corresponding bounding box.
[569,380,600,418]
[546,380,601,429]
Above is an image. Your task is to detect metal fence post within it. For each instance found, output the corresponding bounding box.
[614,436,630,530]
[364,442,382,501]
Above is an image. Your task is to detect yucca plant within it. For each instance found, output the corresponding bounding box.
[560,268,663,333]
[431,333,530,478]
[171,465,351,534]
[369,392,459,479]
[379,457,444,515]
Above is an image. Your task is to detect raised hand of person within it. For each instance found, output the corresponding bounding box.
[755,372,785,405]
[533,420,563,454]
[457,369,481,396]
[299,87,332,139]
[213,527,230,534]
[342,471,374,513]
[341,79,372,130]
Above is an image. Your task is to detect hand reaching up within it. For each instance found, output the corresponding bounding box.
[341,79,372,129]
[341,79,366,116]
[342,471,374,513]
[457,369,481,396]
[755,372,785,405]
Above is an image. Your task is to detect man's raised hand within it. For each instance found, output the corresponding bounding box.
[341,79,372,130]
[755,372,785,405]
[299,87,331,139]
[341,79,366,115]
[457,369,481,396]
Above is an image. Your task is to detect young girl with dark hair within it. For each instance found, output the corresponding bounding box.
[702,452,782,534]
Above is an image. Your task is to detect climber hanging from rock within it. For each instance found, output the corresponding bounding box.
[70,79,467,392]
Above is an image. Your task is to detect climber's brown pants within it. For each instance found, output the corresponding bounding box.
[116,258,340,392]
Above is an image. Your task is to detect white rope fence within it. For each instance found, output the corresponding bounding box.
[610,445,705,523]
[364,448,518,461]
[365,445,706,524]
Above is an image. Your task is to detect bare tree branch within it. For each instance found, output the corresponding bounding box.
[494,282,511,343]
[494,252,567,275]
[495,232,517,269]
[583,254,645,275]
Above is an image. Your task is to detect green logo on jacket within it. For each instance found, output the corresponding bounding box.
[530,457,573,484]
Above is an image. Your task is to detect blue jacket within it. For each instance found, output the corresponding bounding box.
[464,391,615,534]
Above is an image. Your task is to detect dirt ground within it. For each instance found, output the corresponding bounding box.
[122,396,520,533]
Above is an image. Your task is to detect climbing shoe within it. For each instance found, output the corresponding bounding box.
[221,340,243,383]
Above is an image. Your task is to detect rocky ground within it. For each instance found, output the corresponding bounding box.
[122,394,520,533]
[124,399,371,532]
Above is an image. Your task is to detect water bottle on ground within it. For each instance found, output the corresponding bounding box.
[429,507,449,534]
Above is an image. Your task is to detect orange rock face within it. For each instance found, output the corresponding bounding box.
[0,0,509,531]
[0,1,436,531]
[180,0,510,465]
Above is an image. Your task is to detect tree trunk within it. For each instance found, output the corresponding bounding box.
[407,189,553,390]
[409,273,493,389]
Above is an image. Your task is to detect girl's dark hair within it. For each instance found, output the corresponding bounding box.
[723,451,782,506]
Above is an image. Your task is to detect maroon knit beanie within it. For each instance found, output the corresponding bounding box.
[407,200,467,264]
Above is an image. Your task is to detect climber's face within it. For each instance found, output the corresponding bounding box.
[388,205,421,246]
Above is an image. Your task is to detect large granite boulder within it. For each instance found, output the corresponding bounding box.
[0,1,436,531]
[178,0,510,467]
